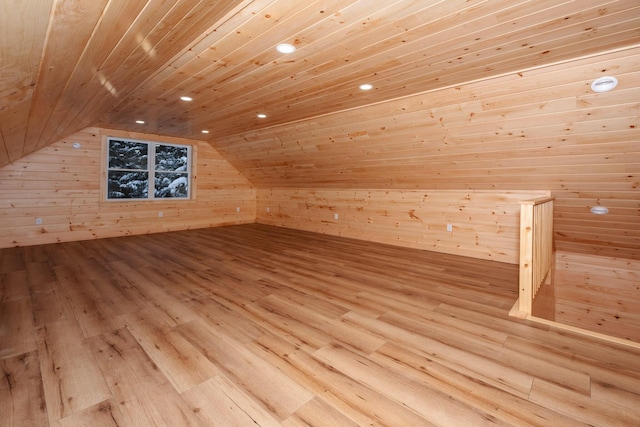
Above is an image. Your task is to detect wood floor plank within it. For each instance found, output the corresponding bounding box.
[262,293,386,355]
[282,396,361,427]
[89,328,202,427]
[380,310,592,395]
[36,320,111,423]
[0,298,37,358]
[370,342,586,427]
[54,265,126,338]
[106,260,198,327]
[0,270,29,302]
[55,399,124,427]
[122,309,219,394]
[313,342,511,426]
[502,335,640,395]
[0,247,26,273]
[181,375,282,427]
[249,331,433,426]
[0,224,639,425]
[0,351,48,427]
[341,310,535,398]
[529,379,640,426]
[181,287,271,344]
[176,319,314,422]
[30,286,73,327]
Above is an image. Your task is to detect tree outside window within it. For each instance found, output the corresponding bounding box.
[107,138,191,200]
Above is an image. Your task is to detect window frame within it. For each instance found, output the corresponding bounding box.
[104,136,193,202]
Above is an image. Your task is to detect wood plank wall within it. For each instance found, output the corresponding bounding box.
[0,128,256,248]
[553,252,640,344]
[257,189,548,264]
[215,47,640,260]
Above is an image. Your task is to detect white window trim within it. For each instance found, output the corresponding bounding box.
[104,136,193,201]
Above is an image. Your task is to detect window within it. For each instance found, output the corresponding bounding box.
[106,137,191,200]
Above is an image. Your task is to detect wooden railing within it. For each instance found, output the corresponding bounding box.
[518,197,554,314]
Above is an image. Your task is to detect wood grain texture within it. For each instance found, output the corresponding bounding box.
[0,0,54,162]
[217,47,640,259]
[0,127,256,248]
[1,224,640,426]
[553,251,640,343]
[257,188,549,263]
[0,0,638,263]
[1,0,639,162]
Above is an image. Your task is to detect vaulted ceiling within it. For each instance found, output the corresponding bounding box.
[1,0,639,258]
[1,0,638,164]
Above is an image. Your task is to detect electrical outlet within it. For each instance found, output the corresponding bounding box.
[35,217,42,225]
[334,213,339,220]
[236,207,240,212]
[446,224,452,232]
[158,211,163,218]
[266,207,270,212]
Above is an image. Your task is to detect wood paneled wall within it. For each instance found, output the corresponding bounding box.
[257,188,548,264]
[554,252,640,344]
[0,128,255,248]
[216,47,640,260]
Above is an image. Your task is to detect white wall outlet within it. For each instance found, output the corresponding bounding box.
[35,217,42,225]
[158,211,163,218]
[334,213,339,220]
[266,207,270,213]
[236,207,240,212]
[446,224,453,232]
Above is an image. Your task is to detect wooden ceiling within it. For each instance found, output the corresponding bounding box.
[1,0,639,258]
[1,0,639,165]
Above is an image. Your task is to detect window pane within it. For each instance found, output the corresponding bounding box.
[109,140,148,169]
[154,172,189,198]
[108,171,149,198]
[155,144,188,172]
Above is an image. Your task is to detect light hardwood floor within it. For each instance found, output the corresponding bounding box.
[1,224,639,426]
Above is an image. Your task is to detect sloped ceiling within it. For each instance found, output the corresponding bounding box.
[1,0,639,257]
[1,0,638,163]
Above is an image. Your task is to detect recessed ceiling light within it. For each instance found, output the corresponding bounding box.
[72,142,82,149]
[276,43,296,54]
[201,130,209,134]
[135,120,145,124]
[590,206,609,215]
[257,113,267,119]
[359,83,373,90]
[591,76,618,93]
[180,96,193,102]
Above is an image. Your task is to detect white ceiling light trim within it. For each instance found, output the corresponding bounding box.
[180,96,193,102]
[276,43,296,54]
[591,76,618,93]
[257,113,267,118]
[359,83,373,90]
[135,120,145,124]
[590,206,609,215]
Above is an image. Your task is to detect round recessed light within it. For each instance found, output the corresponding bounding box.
[590,206,609,215]
[72,142,82,149]
[359,83,373,91]
[257,113,267,119]
[180,96,193,102]
[135,120,145,124]
[201,130,209,134]
[591,76,618,93]
[276,43,296,54]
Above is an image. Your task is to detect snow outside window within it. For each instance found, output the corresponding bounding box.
[107,138,191,200]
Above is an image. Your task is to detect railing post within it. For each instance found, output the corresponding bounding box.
[519,203,534,313]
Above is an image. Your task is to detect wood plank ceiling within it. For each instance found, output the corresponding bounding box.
[1,0,639,257]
